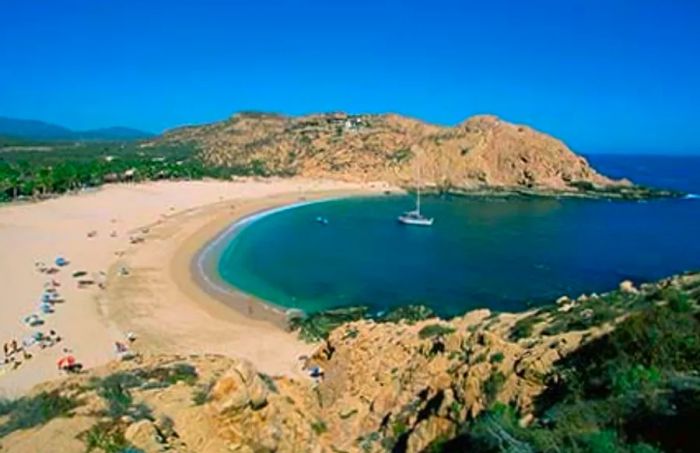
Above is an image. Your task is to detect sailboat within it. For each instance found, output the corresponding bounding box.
[398,184,434,226]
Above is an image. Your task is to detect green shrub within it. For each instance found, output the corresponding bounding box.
[510,315,539,340]
[663,287,693,312]
[490,352,505,364]
[91,373,139,417]
[289,306,368,342]
[0,390,78,437]
[611,365,662,395]
[379,305,435,324]
[482,371,506,405]
[473,352,487,364]
[192,380,214,406]
[392,419,408,437]
[418,324,455,339]
[83,421,134,453]
[144,363,198,386]
[310,420,327,434]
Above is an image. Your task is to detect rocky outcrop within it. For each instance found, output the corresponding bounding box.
[0,312,594,453]
[2,272,698,452]
[155,112,631,194]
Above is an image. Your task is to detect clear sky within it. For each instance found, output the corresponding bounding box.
[1,0,698,153]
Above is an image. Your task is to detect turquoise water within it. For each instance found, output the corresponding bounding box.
[216,156,700,316]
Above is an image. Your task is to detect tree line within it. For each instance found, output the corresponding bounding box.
[0,141,274,202]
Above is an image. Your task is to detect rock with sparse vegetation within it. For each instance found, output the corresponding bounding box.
[156,112,682,199]
[1,272,698,452]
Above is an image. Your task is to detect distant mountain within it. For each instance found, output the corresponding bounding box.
[0,116,153,141]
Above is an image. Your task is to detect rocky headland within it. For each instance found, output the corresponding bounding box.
[155,112,681,200]
[2,272,698,452]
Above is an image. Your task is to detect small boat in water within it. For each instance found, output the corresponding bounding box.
[398,184,433,226]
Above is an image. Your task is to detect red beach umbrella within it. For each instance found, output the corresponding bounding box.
[57,355,76,369]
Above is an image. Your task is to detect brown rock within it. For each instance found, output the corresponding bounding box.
[209,360,269,414]
[156,112,626,193]
[619,280,639,294]
[124,420,164,452]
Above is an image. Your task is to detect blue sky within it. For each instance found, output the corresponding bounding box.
[0,0,698,153]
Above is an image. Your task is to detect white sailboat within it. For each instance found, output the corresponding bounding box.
[398,184,434,226]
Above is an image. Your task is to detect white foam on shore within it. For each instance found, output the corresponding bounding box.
[194,196,344,313]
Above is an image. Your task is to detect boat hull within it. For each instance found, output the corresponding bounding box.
[398,216,434,226]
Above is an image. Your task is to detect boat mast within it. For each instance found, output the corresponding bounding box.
[416,164,421,214]
[416,184,421,214]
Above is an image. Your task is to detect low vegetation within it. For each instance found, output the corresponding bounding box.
[0,390,78,437]
[379,304,435,324]
[567,180,683,200]
[289,304,436,342]
[430,280,700,452]
[509,313,542,340]
[82,421,132,453]
[0,140,285,203]
[288,306,369,342]
[418,323,456,339]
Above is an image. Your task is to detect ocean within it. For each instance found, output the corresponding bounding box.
[215,154,700,316]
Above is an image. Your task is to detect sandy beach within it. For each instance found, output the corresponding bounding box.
[0,178,392,396]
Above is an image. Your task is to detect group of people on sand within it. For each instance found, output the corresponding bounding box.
[0,260,73,374]
[2,330,65,370]
[1,228,144,378]
[2,339,31,369]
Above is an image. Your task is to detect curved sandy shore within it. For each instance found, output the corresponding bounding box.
[0,178,393,396]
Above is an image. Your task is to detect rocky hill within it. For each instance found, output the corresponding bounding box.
[155,112,636,196]
[2,272,698,452]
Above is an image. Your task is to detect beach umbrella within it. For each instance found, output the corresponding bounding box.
[23,314,42,326]
[55,257,68,267]
[57,355,76,369]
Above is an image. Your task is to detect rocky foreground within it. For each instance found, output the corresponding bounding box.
[1,272,699,452]
[155,112,681,199]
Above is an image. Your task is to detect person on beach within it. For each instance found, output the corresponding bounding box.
[115,341,128,354]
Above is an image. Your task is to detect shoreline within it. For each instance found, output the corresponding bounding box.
[190,196,355,328]
[107,184,394,378]
[0,178,394,396]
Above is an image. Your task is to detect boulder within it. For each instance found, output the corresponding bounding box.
[125,420,164,452]
[556,296,571,305]
[619,280,639,294]
[209,360,269,414]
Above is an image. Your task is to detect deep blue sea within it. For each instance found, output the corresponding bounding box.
[216,155,700,316]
